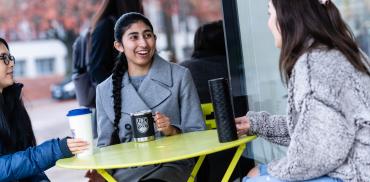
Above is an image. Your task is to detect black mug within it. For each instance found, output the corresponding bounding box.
[130,110,155,142]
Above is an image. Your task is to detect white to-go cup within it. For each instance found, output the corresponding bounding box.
[66,108,93,158]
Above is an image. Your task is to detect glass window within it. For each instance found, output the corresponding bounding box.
[333,0,370,56]
[232,0,287,163]
[35,57,55,75]
[143,0,223,62]
[14,59,26,77]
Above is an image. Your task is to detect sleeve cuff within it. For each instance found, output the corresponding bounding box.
[259,164,269,176]
[58,137,73,158]
[171,124,182,134]
[156,124,182,137]
[246,111,259,135]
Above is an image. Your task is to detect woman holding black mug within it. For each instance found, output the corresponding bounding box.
[95,12,205,182]
[236,0,370,181]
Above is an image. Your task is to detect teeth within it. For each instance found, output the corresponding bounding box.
[137,50,148,54]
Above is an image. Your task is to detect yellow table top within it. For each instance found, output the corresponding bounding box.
[56,130,256,170]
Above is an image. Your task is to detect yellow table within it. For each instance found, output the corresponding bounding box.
[56,130,256,182]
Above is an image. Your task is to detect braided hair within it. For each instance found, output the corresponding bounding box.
[110,13,154,145]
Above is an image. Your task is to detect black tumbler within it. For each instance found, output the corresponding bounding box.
[208,78,238,143]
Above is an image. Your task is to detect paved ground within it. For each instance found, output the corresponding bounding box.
[26,99,88,182]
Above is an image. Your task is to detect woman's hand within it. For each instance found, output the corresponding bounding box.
[247,166,260,177]
[67,138,89,155]
[154,112,179,136]
[235,116,251,136]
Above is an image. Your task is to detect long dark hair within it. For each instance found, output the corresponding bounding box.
[110,13,154,145]
[0,38,36,154]
[192,20,226,58]
[272,0,370,84]
[91,0,144,32]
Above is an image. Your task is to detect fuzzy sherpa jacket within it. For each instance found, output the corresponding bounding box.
[247,48,370,181]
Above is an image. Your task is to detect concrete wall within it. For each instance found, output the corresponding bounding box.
[9,39,67,78]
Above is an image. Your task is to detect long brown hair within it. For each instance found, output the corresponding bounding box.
[271,0,370,84]
[90,0,144,32]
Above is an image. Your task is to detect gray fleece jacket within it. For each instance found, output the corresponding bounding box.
[247,48,370,181]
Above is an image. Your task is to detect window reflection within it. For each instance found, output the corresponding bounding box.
[334,0,370,56]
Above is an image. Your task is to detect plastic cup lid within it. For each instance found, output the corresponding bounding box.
[67,108,92,117]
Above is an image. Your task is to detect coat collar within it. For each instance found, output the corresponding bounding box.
[1,83,23,113]
[3,83,23,99]
[120,54,172,114]
[146,54,173,87]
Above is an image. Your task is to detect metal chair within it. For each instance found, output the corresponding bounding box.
[201,103,216,129]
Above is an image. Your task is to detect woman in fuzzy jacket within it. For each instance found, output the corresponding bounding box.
[237,0,370,182]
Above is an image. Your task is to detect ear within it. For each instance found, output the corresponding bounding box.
[154,34,157,40]
[114,41,124,52]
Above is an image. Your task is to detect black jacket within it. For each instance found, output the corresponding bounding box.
[180,52,229,103]
[0,84,72,182]
[89,17,117,84]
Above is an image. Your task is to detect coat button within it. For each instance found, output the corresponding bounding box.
[125,124,132,130]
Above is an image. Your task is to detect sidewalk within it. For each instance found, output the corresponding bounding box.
[26,99,87,182]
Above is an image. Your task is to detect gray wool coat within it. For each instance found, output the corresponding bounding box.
[247,48,370,182]
[95,54,206,182]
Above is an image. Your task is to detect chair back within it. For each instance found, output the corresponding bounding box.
[201,103,217,129]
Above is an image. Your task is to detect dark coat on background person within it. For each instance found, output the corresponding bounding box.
[96,55,206,182]
[0,84,72,182]
[180,51,228,103]
[89,0,144,85]
[89,17,117,84]
[180,20,228,104]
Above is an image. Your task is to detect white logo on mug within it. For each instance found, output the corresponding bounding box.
[136,117,149,133]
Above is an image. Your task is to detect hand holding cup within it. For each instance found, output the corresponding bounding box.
[67,138,90,155]
[154,112,179,136]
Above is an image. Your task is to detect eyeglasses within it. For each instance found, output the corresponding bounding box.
[0,53,15,65]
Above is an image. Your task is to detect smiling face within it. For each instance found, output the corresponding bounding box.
[268,1,282,48]
[0,43,14,92]
[114,21,156,75]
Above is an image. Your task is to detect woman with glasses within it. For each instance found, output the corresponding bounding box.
[0,37,90,181]
[0,53,15,65]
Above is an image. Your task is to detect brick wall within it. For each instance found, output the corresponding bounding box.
[17,75,65,101]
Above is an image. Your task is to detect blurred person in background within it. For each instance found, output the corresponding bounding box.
[180,20,228,103]
[89,0,144,84]
[0,37,89,182]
